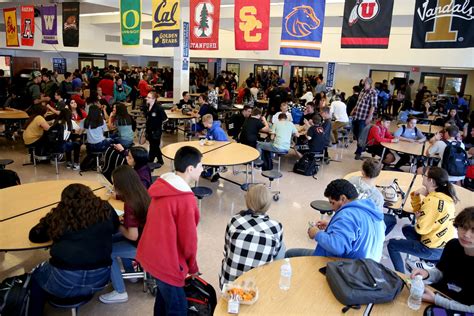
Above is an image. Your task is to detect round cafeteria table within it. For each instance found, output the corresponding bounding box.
[0,108,29,120]
[157,97,174,103]
[381,141,430,156]
[165,109,194,120]
[396,124,443,134]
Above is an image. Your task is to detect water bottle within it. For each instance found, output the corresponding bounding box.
[407,275,424,310]
[279,258,292,290]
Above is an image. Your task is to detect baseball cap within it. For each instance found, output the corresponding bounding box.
[31,71,41,79]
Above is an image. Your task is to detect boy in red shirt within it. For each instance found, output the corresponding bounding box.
[137,146,203,315]
[366,114,398,165]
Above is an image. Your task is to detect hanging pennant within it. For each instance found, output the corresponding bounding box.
[20,5,35,46]
[62,2,80,47]
[234,0,270,50]
[41,5,59,44]
[3,8,19,47]
[120,0,141,46]
[190,0,220,50]
[152,0,180,47]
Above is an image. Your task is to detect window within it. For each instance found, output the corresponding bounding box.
[291,66,323,79]
[420,72,467,95]
[369,70,409,84]
[254,64,283,78]
[0,56,12,77]
[190,62,208,71]
[226,63,240,79]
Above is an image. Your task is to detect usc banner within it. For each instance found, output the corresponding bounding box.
[234,0,270,50]
[3,8,19,47]
[120,0,141,46]
[21,6,35,46]
[152,0,180,47]
[190,0,220,50]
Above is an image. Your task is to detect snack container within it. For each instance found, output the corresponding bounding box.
[222,281,259,305]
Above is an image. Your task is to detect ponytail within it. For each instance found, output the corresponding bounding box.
[428,167,459,203]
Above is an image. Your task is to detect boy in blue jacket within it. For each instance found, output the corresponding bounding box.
[201,114,229,181]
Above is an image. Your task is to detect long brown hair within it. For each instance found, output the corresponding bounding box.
[428,167,459,203]
[25,104,47,129]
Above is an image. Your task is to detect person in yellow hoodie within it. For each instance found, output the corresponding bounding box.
[387,167,458,273]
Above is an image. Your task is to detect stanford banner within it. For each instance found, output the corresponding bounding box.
[20,6,35,46]
[41,5,58,44]
[234,0,270,50]
[152,0,180,47]
[190,0,220,50]
[3,8,19,47]
[280,0,325,57]
[411,0,474,48]
[341,0,394,48]
[62,2,80,47]
[120,0,141,46]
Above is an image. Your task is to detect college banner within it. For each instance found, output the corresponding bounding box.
[120,0,141,46]
[62,2,80,47]
[280,0,325,57]
[234,0,270,50]
[341,0,394,49]
[190,0,220,50]
[411,0,474,48]
[20,5,35,46]
[3,8,19,47]
[41,5,58,44]
[152,0,180,47]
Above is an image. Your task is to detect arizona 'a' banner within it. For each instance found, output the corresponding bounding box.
[20,6,35,46]
[280,0,325,57]
[190,0,220,50]
[3,8,19,47]
[41,5,58,44]
[120,0,141,46]
[341,0,394,48]
[411,0,474,48]
[234,0,270,50]
[152,0,180,47]
[62,2,80,47]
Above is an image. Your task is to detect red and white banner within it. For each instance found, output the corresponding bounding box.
[21,5,35,46]
[190,0,220,50]
[234,0,270,50]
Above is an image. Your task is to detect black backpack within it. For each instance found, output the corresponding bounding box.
[293,153,319,178]
[442,141,468,177]
[326,259,404,313]
[101,146,126,182]
[184,276,217,316]
[0,274,31,316]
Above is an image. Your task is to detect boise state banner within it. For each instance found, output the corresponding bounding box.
[280,0,326,57]
[152,0,180,47]
[120,0,141,46]
[234,0,270,50]
[20,5,35,46]
[41,5,59,44]
[3,8,19,47]
[62,2,80,47]
[190,0,221,50]
[341,0,394,48]
[411,0,474,48]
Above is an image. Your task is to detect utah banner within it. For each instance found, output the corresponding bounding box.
[20,5,35,46]
[41,5,59,44]
[234,0,270,50]
[3,8,19,47]
[190,0,220,50]
[411,0,474,48]
[152,0,180,47]
[280,0,325,57]
[120,0,141,46]
[62,2,80,47]
[341,0,394,48]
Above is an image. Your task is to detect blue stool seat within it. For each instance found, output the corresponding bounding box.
[191,186,213,200]
[310,200,333,217]
[261,170,283,181]
[0,159,13,169]
[253,159,264,167]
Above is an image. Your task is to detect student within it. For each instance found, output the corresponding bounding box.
[68,98,87,122]
[320,106,333,155]
[220,83,231,105]
[114,76,132,102]
[53,108,81,170]
[286,179,385,261]
[71,87,86,109]
[207,81,218,109]
[295,114,325,158]
[387,167,458,273]
[239,107,270,148]
[80,105,111,153]
[202,114,228,141]
[272,101,293,124]
[59,72,73,98]
[23,104,51,156]
[28,184,119,316]
[300,102,315,125]
[177,91,194,109]
[109,102,134,148]
[99,165,151,304]
[444,108,463,130]
[114,144,152,189]
[228,105,252,140]
[219,184,284,288]
[300,87,314,105]
[392,116,427,170]
[365,114,398,165]
[145,92,168,165]
[329,95,349,144]
[98,73,115,98]
[137,146,203,315]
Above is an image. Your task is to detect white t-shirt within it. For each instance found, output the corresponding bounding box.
[329,101,349,123]
[272,111,293,125]
[250,87,259,99]
[63,120,80,141]
[300,92,314,104]
[428,139,466,181]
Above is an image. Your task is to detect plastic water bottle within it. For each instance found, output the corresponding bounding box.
[279,258,292,290]
[407,275,424,310]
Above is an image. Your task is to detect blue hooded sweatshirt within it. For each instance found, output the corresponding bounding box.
[206,121,228,141]
[314,199,385,261]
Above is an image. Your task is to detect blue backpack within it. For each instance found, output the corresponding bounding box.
[442,141,468,177]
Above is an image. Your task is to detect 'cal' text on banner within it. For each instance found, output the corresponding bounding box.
[152,0,180,47]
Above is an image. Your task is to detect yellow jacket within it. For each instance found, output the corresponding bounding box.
[411,191,455,249]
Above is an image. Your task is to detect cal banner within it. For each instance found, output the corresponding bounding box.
[62,2,80,47]
[411,0,474,48]
[341,0,394,48]
[20,5,35,46]
[152,0,180,47]
[234,0,270,50]
[280,0,325,57]
[190,0,220,50]
[3,8,19,47]
[41,5,58,44]
[121,0,141,46]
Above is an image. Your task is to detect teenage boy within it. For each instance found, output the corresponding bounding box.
[239,107,270,148]
[365,114,398,165]
[137,146,203,315]
[228,105,252,140]
[272,101,293,124]
[207,81,218,109]
[201,114,228,181]
[393,116,426,170]
[178,91,194,109]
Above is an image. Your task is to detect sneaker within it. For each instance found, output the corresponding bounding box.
[354,154,362,160]
[73,163,81,171]
[211,173,220,182]
[99,290,129,304]
[66,162,73,169]
[405,259,435,273]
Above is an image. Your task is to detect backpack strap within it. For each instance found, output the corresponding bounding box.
[342,304,361,313]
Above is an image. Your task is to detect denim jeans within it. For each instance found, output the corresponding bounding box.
[285,248,315,258]
[63,141,81,163]
[256,141,287,157]
[154,278,187,316]
[352,119,366,155]
[87,138,112,153]
[110,236,137,293]
[384,213,397,236]
[387,225,443,273]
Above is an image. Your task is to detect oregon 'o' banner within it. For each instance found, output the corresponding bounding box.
[41,5,58,44]
[341,0,394,49]
[3,8,19,47]
[120,0,141,46]
[234,0,270,50]
[152,0,180,47]
[190,0,220,50]
[411,0,474,48]
[280,0,325,57]
[20,5,35,46]
[62,2,80,47]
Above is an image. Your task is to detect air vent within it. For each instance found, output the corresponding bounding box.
[105,35,120,42]
[0,24,5,32]
[143,39,152,46]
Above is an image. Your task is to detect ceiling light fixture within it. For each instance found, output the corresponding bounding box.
[440,67,472,70]
[80,11,119,17]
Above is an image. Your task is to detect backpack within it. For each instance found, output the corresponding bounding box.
[0,169,21,189]
[326,259,404,313]
[46,124,65,154]
[184,276,217,316]
[101,146,126,183]
[0,273,31,316]
[357,124,375,149]
[293,153,319,178]
[21,81,36,110]
[441,141,468,177]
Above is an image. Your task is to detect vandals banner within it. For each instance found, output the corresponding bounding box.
[341,0,394,48]
[279,0,326,57]
[20,5,35,46]
[152,0,180,47]
[41,5,59,44]
[411,0,474,48]
[3,8,19,47]
[234,0,270,50]
[190,0,220,50]
[62,2,80,47]
[120,0,141,46]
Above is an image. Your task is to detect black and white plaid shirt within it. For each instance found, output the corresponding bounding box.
[219,211,283,288]
[353,88,378,120]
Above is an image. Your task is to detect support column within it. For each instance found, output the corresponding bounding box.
[173,7,190,103]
